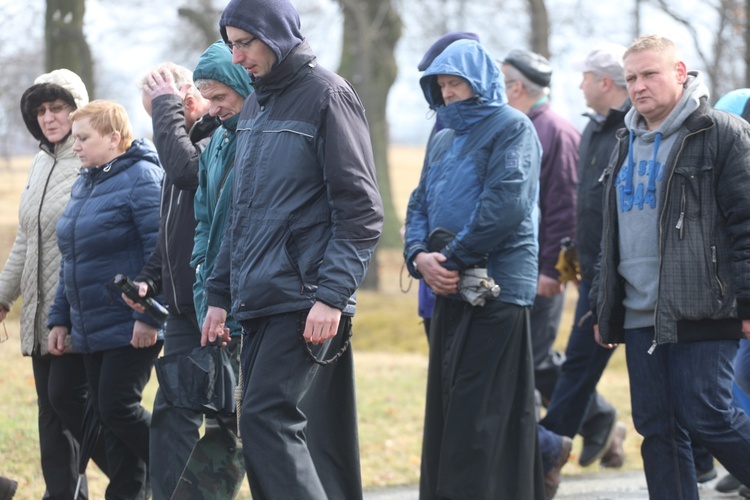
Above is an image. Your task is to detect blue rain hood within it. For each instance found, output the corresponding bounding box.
[420,40,507,132]
[715,88,750,118]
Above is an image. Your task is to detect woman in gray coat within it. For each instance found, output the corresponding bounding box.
[0,69,106,499]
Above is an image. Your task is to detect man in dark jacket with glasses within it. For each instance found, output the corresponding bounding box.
[201,0,383,498]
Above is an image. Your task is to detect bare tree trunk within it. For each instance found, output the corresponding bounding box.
[45,0,94,97]
[527,0,549,58]
[746,0,750,86]
[634,0,642,40]
[336,0,402,289]
[178,0,222,49]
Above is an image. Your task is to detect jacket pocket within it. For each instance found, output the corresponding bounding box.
[288,216,331,290]
[672,163,714,237]
[233,214,304,314]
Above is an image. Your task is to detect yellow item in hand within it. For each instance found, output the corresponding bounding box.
[555,238,581,284]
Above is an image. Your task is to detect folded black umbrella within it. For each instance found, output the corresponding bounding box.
[74,397,102,500]
[154,342,237,416]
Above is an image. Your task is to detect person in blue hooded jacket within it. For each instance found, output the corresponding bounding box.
[404,39,545,499]
[48,100,163,500]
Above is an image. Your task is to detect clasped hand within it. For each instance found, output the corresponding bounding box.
[415,252,459,296]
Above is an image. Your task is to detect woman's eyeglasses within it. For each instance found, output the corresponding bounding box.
[34,103,69,117]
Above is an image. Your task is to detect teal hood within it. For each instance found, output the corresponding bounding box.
[420,40,507,132]
[193,40,254,101]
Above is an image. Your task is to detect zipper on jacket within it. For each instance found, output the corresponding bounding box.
[70,186,89,353]
[596,138,623,337]
[164,184,181,315]
[675,182,685,240]
[652,125,711,350]
[35,157,57,352]
[711,245,725,301]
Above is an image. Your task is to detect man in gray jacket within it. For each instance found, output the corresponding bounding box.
[591,34,750,498]
[541,44,629,470]
[201,0,383,498]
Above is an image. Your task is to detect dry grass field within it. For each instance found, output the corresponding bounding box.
[0,148,640,498]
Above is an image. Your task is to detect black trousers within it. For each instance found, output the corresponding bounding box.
[32,353,108,500]
[239,311,362,500]
[84,342,161,500]
[420,297,544,500]
[149,312,204,500]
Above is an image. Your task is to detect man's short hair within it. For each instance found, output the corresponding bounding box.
[140,62,199,96]
[574,43,627,89]
[194,78,221,91]
[624,35,680,62]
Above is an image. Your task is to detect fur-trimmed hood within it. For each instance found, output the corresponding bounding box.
[21,69,89,150]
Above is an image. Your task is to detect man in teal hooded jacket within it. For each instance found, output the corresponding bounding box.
[170,40,254,499]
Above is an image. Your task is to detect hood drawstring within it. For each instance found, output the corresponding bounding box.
[621,131,635,211]
[645,133,662,209]
[622,130,662,212]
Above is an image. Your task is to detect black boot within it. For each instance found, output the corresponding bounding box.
[0,476,17,500]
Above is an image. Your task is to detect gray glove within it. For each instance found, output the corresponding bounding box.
[458,268,500,306]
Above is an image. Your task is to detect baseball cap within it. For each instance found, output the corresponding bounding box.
[574,43,627,87]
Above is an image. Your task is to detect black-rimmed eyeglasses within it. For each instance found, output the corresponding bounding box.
[226,37,257,53]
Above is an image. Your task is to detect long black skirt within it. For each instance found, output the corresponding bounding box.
[420,297,544,500]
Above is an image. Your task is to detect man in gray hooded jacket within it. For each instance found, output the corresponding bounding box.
[591,34,750,498]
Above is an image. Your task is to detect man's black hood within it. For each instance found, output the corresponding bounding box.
[219,0,304,71]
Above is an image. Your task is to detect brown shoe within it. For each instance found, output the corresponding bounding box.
[544,436,572,500]
[599,422,626,468]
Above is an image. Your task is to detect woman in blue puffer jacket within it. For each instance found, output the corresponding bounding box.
[48,100,163,499]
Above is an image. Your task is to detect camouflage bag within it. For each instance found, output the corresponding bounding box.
[170,337,246,499]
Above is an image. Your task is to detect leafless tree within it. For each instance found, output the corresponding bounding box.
[648,0,745,100]
[335,0,402,288]
[0,4,44,164]
[46,0,95,96]
[527,0,550,57]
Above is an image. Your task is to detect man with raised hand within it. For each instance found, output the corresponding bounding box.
[133,62,219,500]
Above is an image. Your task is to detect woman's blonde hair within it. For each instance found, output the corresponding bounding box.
[70,100,134,150]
